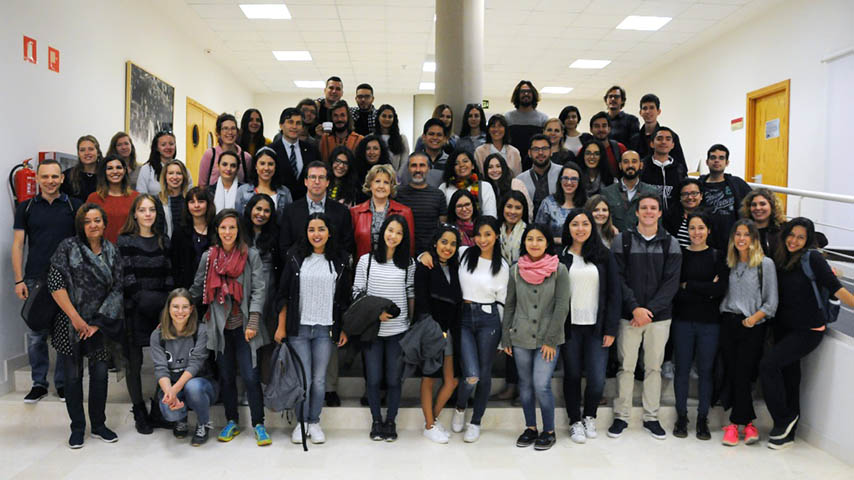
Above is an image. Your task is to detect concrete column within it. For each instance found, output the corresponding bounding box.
[435,0,484,136]
[412,94,436,143]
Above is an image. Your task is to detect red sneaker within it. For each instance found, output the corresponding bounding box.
[744,423,760,445]
[722,424,739,446]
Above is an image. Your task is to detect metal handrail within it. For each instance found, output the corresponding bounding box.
[746,182,854,204]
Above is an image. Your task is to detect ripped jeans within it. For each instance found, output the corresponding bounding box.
[455,303,502,426]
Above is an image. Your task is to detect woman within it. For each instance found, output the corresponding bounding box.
[86,154,139,243]
[275,213,350,445]
[672,212,728,441]
[350,164,415,259]
[243,194,279,336]
[535,161,587,246]
[482,153,534,217]
[159,160,192,238]
[740,188,786,256]
[172,187,214,289]
[544,118,573,165]
[376,104,410,171]
[328,146,365,207]
[235,147,293,220]
[447,189,480,247]
[498,191,529,265]
[106,132,140,188]
[578,140,613,196]
[137,131,186,195]
[439,149,497,218]
[719,219,778,447]
[190,209,271,446]
[761,218,854,449]
[503,223,569,451]
[353,215,415,442]
[150,289,217,446]
[198,113,252,187]
[415,104,458,153]
[62,135,101,202]
[474,114,522,177]
[117,194,174,435]
[558,209,621,445]
[354,135,391,183]
[457,103,487,156]
[559,106,584,154]
[415,225,462,444]
[49,203,124,448]
[585,195,618,248]
[238,108,271,156]
[210,151,242,213]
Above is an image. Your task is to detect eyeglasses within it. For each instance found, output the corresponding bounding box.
[584,151,601,157]
[455,202,473,210]
[530,146,550,153]
[606,94,621,100]
[220,126,238,132]
[306,175,327,182]
[680,191,701,198]
[560,176,580,184]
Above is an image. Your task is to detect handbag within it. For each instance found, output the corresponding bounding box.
[20,277,60,332]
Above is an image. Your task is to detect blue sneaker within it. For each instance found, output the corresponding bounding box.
[255,424,272,446]
[218,420,240,442]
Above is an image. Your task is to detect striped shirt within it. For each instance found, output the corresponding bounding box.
[676,216,690,248]
[299,253,337,326]
[353,253,415,337]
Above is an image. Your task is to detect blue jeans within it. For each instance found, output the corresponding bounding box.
[672,320,720,418]
[363,332,404,422]
[158,377,216,425]
[288,324,333,424]
[561,324,609,423]
[217,327,264,426]
[455,303,502,425]
[24,275,66,389]
[514,346,559,432]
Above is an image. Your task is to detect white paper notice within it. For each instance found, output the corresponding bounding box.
[765,118,780,139]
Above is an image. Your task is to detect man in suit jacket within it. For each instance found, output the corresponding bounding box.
[271,107,320,200]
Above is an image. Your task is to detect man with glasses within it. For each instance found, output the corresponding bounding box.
[395,152,448,254]
[505,80,549,171]
[350,83,376,136]
[640,126,687,213]
[604,85,640,146]
[272,107,320,199]
[601,150,659,231]
[664,178,706,248]
[516,134,561,217]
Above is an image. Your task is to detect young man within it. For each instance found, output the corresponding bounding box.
[272,107,320,199]
[350,83,376,136]
[504,80,549,171]
[404,118,449,188]
[600,150,659,232]
[663,178,706,248]
[394,152,448,254]
[590,111,627,178]
[319,100,365,164]
[515,134,561,217]
[604,85,640,147]
[609,192,682,440]
[630,94,686,171]
[12,160,83,403]
[315,76,344,128]
[640,126,687,213]
[698,144,751,248]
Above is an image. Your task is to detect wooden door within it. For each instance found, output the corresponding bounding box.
[746,79,790,210]
[186,98,218,184]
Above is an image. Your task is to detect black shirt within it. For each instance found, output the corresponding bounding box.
[629,123,686,173]
[13,194,82,279]
[395,185,447,254]
[60,168,97,202]
[776,252,843,330]
[608,111,640,147]
[673,248,728,323]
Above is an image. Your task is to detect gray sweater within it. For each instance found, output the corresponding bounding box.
[720,256,778,322]
[502,262,570,350]
[150,327,209,381]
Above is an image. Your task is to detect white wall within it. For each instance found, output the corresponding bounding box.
[0,0,253,394]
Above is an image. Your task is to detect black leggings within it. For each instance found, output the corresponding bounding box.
[124,344,145,406]
[760,327,823,426]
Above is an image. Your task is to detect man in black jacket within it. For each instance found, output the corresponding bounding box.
[629,93,686,172]
[271,107,320,200]
[640,126,687,213]
[698,144,752,246]
[605,86,640,147]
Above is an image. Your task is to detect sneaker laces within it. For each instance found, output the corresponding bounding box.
[195,424,207,437]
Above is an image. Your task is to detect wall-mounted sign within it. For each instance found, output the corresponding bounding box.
[48,47,60,73]
[730,117,743,131]
[765,118,780,139]
[23,36,37,64]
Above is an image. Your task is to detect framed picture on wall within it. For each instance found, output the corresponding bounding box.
[124,61,174,159]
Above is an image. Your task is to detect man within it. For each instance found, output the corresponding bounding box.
[640,126,687,213]
[600,150,659,232]
[271,107,320,200]
[504,80,549,171]
[395,152,448,254]
[698,144,751,249]
[608,192,682,440]
[663,178,706,248]
[590,111,627,178]
[604,85,640,146]
[403,118,448,188]
[319,100,364,164]
[350,83,376,136]
[630,94,686,171]
[515,134,561,217]
[12,160,82,403]
[315,76,344,129]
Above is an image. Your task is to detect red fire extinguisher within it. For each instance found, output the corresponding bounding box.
[10,159,38,205]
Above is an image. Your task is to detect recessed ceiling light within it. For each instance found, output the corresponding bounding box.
[419,82,435,91]
[541,87,573,94]
[422,61,436,72]
[240,4,291,20]
[569,59,611,69]
[616,15,671,31]
[294,80,324,89]
[273,50,311,61]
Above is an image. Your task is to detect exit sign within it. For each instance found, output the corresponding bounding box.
[482,100,489,109]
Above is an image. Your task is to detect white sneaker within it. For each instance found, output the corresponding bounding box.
[307,423,325,444]
[423,425,449,444]
[433,419,449,435]
[570,421,587,444]
[662,361,675,380]
[463,423,480,443]
[291,424,305,444]
[583,416,598,439]
[452,409,465,433]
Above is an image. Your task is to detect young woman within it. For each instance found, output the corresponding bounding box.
[544,118,573,165]
[86,154,139,243]
[558,209,621,445]
[172,187,215,289]
[242,194,279,336]
[457,103,487,155]
[498,191,529,265]
[190,209,271,446]
[198,113,252,187]
[49,203,124,448]
[117,194,174,435]
[740,188,786,256]
[354,135,391,183]
[439,149,497,217]
[210,151,242,213]
[159,160,192,238]
[235,147,294,220]
[415,225,462,443]
[328,146,365,207]
[761,217,854,449]
[535,161,587,246]
[584,195,618,248]
[719,219,778,446]
[672,212,728,441]
[503,223,569,451]
[474,114,522,176]
[62,135,101,202]
[137,131,184,195]
[353,215,415,442]
[350,164,415,259]
[578,140,613,196]
[559,106,584,154]
[447,189,480,247]
[238,108,272,156]
[150,289,217,446]
[106,132,139,188]
[275,213,350,445]
[482,153,533,217]
[376,104,410,171]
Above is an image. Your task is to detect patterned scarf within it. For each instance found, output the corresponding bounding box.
[500,221,526,265]
[517,253,560,285]
[203,245,248,306]
[452,173,480,201]
[456,221,475,246]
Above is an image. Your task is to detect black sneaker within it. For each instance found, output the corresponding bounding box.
[132,404,153,435]
[534,431,556,451]
[696,416,711,441]
[643,420,667,440]
[191,424,209,446]
[607,419,628,438]
[384,421,398,442]
[673,415,688,438]
[57,387,65,403]
[24,385,48,404]
[370,421,385,441]
[516,428,539,447]
[769,414,799,440]
[90,425,118,443]
[325,391,341,407]
[68,431,84,449]
[768,430,795,450]
[173,420,189,439]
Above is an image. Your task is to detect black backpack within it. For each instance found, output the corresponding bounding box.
[801,250,841,324]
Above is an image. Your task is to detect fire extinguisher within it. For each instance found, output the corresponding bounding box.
[10,159,38,205]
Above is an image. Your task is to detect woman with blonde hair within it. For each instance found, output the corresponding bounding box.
[350,164,415,259]
[62,135,102,202]
[739,188,786,256]
[158,159,191,237]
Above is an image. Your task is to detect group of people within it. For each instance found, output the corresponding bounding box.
[12,77,853,454]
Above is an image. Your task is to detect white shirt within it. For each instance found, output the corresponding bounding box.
[214,178,238,212]
[458,247,509,318]
[282,138,304,176]
[568,252,599,325]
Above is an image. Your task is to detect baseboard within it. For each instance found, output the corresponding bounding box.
[797,421,854,466]
[1,353,29,395]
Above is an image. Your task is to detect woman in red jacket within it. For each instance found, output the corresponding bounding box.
[350,164,414,259]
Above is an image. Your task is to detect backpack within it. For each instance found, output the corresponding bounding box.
[801,250,841,324]
[261,341,309,451]
[205,147,249,186]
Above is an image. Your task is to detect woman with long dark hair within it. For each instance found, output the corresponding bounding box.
[457,103,487,155]
[62,135,102,202]
[210,151,243,213]
[354,134,391,183]
[559,106,584,154]
[585,195,618,248]
[86,154,139,243]
[376,104,410,171]
[439,149,497,217]
[327,146,365,207]
[474,114,522,176]
[482,152,533,216]
[136,131,183,195]
[544,118,574,165]
[498,191,529,265]
[242,194,279,337]
[238,108,271,156]
[535,161,587,246]
[234,147,294,220]
[171,187,215,289]
[106,132,139,187]
[447,189,480,247]
[578,140,614,196]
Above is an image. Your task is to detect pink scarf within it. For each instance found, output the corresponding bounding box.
[517,254,559,285]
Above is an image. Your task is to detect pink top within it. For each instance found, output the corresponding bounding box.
[197,145,252,187]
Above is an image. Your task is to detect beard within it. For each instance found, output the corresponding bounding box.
[333,122,348,133]
[622,169,639,180]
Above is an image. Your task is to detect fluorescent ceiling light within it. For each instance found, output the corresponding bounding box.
[422,61,436,72]
[273,50,311,61]
[294,80,324,89]
[541,86,573,94]
[240,4,291,20]
[569,59,611,69]
[616,15,671,31]
[419,82,435,91]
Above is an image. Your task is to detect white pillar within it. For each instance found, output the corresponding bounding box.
[435,0,484,136]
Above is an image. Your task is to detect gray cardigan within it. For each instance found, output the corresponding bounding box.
[502,262,570,350]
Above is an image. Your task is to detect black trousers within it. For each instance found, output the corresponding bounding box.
[760,326,823,426]
[124,344,145,406]
[64,354,108,433]
[719,313,766,425]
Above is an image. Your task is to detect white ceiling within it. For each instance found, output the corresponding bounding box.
[173,0,777,100]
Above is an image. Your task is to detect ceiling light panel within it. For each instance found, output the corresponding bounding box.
[419,82,435,91]
[569,59,611,69]
[273,50,312,61]
[422,61,436,72]
[541,87,573,94]
[616,15,672,31]
[239,4,291,20]
[294,80,325,89]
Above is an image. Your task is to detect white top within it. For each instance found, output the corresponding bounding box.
[568,252,599,325]
[299,253,337,326]
[213,178,238,212]
[563,135,583,154]
[353,253,415,337]
[458,246,509,317]
[438,181,497,217]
